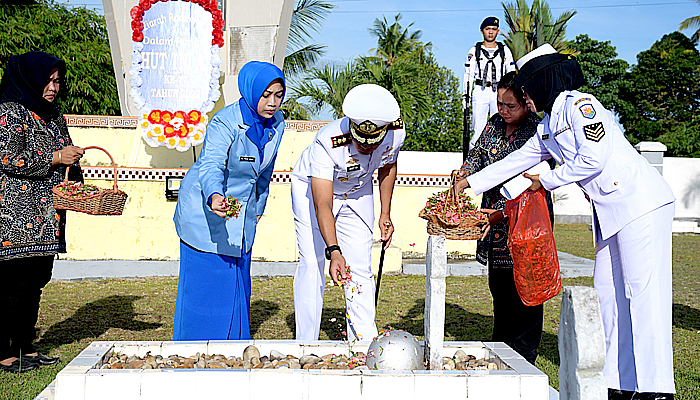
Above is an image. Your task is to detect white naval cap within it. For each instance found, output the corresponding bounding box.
[342,84,400,145]
[515,43,557,70]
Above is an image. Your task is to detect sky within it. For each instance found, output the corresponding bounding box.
[67,0,698,118]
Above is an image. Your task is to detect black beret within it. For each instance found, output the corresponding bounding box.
[480,17,499,30]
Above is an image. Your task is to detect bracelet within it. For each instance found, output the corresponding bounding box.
[58,150,62,164]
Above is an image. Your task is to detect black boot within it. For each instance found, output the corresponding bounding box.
[632,393,674,400]
[609,389,635,400]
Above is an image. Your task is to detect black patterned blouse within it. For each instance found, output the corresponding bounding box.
[0,101,82,260]
[460,112,553,269]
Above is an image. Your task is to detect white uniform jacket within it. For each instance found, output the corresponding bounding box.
[292,118,406,228]
[468,90,675,241]
[463,43,515,94]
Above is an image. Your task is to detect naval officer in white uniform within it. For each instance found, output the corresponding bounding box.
[454,44,676,400]
[464,16,516,148]
[292,84,406,342]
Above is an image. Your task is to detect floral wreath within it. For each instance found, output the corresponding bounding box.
[130,0,225,152]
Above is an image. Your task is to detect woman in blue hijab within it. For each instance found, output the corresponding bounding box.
[173,61,285,340]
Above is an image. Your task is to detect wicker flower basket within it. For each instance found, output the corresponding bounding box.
[52,146,128,216]
[418,172,487,240]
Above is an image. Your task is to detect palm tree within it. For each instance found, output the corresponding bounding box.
[290,62,360,118]
[501,0,577,60]
[281,0,334,119]
[284,0,334,76]
[367,13,432,67]
[679,0,700,43]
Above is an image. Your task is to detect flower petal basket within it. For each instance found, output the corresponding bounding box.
[52,146,128,216]
[419,185,487,241]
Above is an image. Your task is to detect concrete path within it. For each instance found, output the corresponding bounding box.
[52,251,593,281]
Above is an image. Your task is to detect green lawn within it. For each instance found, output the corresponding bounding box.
[1,224,698,400]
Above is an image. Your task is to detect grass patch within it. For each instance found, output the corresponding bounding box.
[1,225,698,400]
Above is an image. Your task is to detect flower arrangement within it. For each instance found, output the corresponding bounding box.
[222,196,242,220]
[130,0,224,47]
[54,181,107,199]
[419,189,487,240]
[130,0,223,152]
[421,190,486,224]
[141,109,208,151]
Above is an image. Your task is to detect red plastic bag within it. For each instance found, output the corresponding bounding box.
[504,187,561,306]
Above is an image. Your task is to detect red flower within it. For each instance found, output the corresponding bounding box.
[131,20,144,30]
[148,110,163,124]
[133,31,144,42]
[0,115,5,126]
[139,0,151,11]
[163,124,176,138]
[130,6,142,19]
[186,110,201,124]
[177,125,189,138]
[161,110,173,123]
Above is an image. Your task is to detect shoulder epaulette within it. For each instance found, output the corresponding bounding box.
[388,118,404,130]
[331,133,352,148]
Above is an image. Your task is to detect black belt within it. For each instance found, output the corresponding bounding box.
[475,78,496,87]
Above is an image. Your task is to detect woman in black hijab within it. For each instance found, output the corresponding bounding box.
[0,51,84,373]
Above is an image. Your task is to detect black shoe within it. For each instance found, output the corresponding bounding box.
[22,353,60,366]
[609,389,635,400]
[0,358,38,373]
[632,393,674,400]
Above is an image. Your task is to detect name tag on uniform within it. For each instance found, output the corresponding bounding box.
[542,134,550,140]
[347,165,360,172]
[240,156,256,162]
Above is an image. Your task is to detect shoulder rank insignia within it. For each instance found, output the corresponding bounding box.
[574,97,591,106]
[332,133,352,148]
[467,54,473,61]
[583,122,605,142]
[579,103,596,119]
[388,118,404,130]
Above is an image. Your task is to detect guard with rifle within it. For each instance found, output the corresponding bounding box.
[463,17,516,150]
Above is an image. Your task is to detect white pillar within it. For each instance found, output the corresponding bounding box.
[424,234,446,370]
[558,286,607,400]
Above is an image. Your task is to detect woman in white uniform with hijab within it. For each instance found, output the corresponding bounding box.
[453,44,676,400]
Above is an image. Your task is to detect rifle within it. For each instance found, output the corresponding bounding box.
[462,93,472,160]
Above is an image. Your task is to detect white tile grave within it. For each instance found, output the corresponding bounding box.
[34,339,554,400]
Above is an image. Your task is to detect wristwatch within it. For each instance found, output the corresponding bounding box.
[325,245,341,260]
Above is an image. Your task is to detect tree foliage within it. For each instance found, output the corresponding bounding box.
[367,13,431,67]
[289,14,462,152]
[284,0,334,76]
[501,0,577,60]
[0,0,120,115]
[281,0,334,120]
[679,0,700,43]
[619,32,700,157]
[567,34,630,115]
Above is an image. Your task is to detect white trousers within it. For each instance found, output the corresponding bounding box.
[291,176,378,342]
[470,85,498,147]
[594,202,675,393]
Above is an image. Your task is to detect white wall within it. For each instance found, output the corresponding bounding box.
[664,157,700,220]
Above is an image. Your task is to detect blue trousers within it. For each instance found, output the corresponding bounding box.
[173,242,252,340]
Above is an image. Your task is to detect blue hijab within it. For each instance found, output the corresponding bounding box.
[237,61,285,156]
